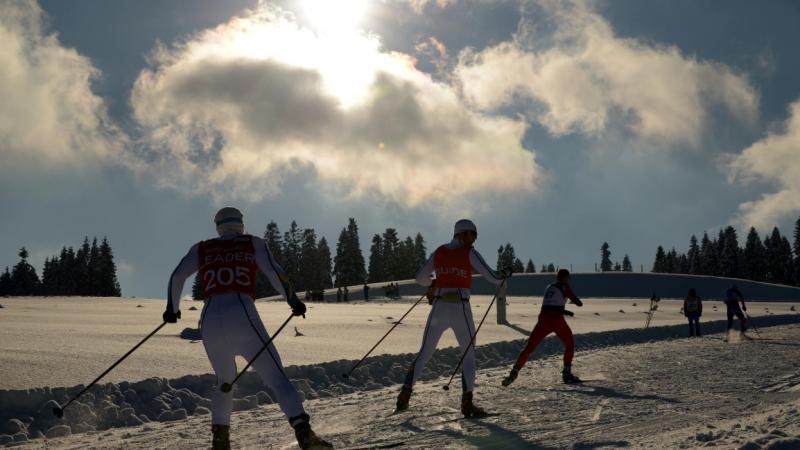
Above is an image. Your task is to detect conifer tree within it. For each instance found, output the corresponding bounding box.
[11,248,40,295]
[282,221,303,287]
[398,236,417,279]
[0,267,12,296]
[719,226,740,278]
[75,237,91,295]
[742,227,765,281]
[88,238,101,294]
[613,262,622,271]
[687,235,700,274]
[699,233,716,275]
[367,234,384,283]
[525,259,536,273]
[333,218,366,287]
[98,238,121,296]
[794,216,800,285]
[413,233,427,271]
[512,258,525,274]
[298,228,320,292]
[496,243,517,271]
[316,237,333,289]
[600,242,612,272]
[540,264,548,273]
[381,228,401,280]
[547,263,556,272]
[652,246,666,273]
[622,254,632,272]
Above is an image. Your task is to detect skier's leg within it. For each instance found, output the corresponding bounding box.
[552,316,575,366]
[726,305,734,330]
[687,317,694,336]
[404,302,448,387]
[695,317,701,336]
[453,302,477,393]
[734,306,747,331]
[514,314,555,370]
[233,298,306,423]
[201,312,237,427]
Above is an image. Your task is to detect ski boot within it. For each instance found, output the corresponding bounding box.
[293,421,333,450]
[211,424,230,450]
[395,384,412,413]
[461,391,488,418]
[562,365,582,384]
[501,367,519,387]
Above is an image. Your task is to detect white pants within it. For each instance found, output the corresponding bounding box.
[201,293,305,425]
[404,300,477,392]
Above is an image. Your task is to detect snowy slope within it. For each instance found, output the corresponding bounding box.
[3,314,800,448]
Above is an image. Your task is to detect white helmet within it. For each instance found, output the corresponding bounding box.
[214,207,244,236]
[453,219,477,236]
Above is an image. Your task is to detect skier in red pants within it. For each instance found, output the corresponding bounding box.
[502,269,583,386]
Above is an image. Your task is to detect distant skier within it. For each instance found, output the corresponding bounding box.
[724,284,748,336]
[163,207,331,450]
[502,269,583,387]
[683,288,703,337]
[395,219,508,417]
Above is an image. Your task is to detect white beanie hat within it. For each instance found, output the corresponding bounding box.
[214,207,244,235]
[453,219,477,236]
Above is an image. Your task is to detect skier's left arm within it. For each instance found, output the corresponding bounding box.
[469,249,505,285]
[165,244,200,322]
[253,237,305,317]
[565,285,583,307]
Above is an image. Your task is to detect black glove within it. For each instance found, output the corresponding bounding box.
[162,309,181,323]
[289,296,307,317]
[571,298,583,307]
[564,310,575,317]
[501,266,513,279]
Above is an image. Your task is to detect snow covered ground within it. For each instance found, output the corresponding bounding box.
[2,310,798,449]
[1,296,797,390]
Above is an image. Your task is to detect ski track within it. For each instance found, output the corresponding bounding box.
[5,321,800,449]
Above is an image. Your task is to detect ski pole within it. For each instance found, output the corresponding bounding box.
[744,311,761,336]
[442,279,506,391]
[342,293,427,379]
[54,321,167,418]
[220,313,294,393]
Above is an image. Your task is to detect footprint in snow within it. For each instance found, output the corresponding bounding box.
[619,309,625,313]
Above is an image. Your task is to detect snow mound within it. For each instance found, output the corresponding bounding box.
[2,313,799,443]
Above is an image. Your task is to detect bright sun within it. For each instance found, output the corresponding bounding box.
[300,0,369,35]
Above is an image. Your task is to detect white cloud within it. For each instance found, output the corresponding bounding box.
[454,1,758,146]
[129,4,541,206]
[0,1,123,171]
[728,99,800,228]
[406,0,459,14]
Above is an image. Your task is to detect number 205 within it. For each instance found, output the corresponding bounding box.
[204,266,251,290]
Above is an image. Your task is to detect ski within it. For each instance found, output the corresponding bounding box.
[342,442,405,450]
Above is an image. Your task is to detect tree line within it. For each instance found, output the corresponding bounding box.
[651,217,800,286]
[0,237,121,296]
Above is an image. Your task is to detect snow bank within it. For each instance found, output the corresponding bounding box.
[2,313,799,443]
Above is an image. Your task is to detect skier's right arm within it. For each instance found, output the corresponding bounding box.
[166,244,200,322]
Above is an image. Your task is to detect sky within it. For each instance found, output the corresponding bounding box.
[1,0,799,298]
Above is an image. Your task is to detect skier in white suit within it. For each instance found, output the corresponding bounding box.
[163,207,332,450]
[395,219,509,417]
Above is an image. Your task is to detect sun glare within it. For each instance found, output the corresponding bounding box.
[301,0,369,35]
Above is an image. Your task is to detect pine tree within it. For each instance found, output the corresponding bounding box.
[11,248,40,295]
[540,264,548,273]
[398,236,417,279]
[779,236,795,285]
[512,258,525,274]
[666,248,680,273]
[0,267,12,296]
[333,218,366,287]
[622,254,632,272]
[699,232,716,275]
[546,263,556,272]
[298,228,319,292]
[652,246,666,273]
[368,234,384,283]
[719,226,740,278]
[282,221,303,288]
[742,227,765,281]
[497,243,516,271]
[413,233,427,271]
[316,237,333,289]
[381,228,401,280]
[525,259,536,273]
[600,242,612,272]
[687,235,700,274]
[75,237,91,295]
[98,238,121,296]
[256,222,283,298]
